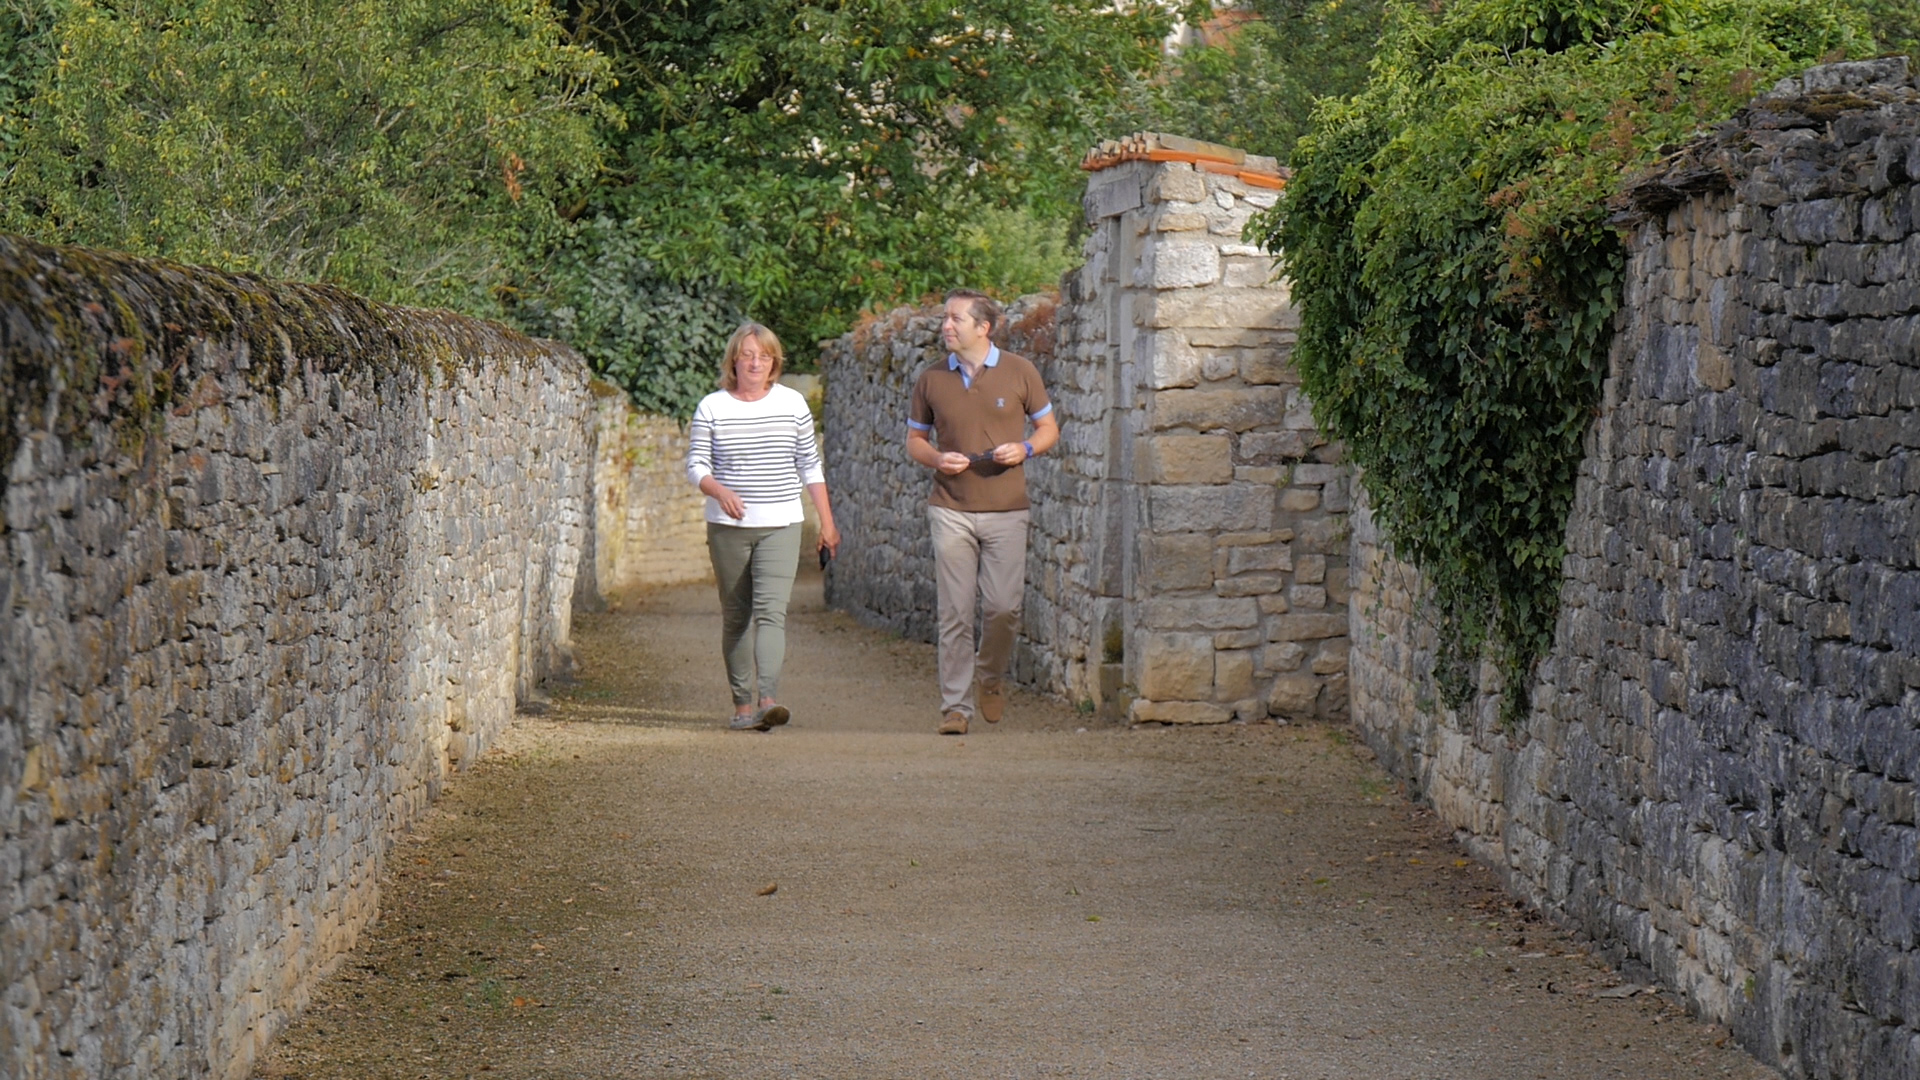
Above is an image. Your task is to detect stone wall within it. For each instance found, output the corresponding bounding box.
[0,237,591,1080]
[823,135,1350,724]
[576,385,711,606]
[1349,60,1920,1080]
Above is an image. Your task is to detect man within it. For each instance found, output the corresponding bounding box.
[906,289,1060,735]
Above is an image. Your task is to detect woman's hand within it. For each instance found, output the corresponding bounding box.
[817,520,841,558]
[702,479,746,519]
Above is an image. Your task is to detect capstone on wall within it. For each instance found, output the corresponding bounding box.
[1349,60,1920,1080]
[824,136,1350,724]
[0,237,590,1080]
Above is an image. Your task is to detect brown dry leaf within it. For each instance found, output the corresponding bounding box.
[757,883,778,896]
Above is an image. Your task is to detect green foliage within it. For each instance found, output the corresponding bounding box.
[1108,1,1385,164]
[0,2,63,159]
[1,0,610,316]
[954,204,1078,301]
[560,0,1174,352]
[1261,0,1869,718]
[513,216,742,418]
[1854,0,1920,55]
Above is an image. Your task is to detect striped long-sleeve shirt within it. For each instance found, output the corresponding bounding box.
[685,384,824,527]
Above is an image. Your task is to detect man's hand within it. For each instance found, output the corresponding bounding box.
[936,451,972,475]
[990,441,1028,466]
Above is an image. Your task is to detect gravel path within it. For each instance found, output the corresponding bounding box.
[256,571,1777,1080]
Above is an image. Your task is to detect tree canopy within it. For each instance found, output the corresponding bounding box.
[538,0,1177,407]
[1,0,610,317]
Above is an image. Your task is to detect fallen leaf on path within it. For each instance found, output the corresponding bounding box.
[757,883,778,896]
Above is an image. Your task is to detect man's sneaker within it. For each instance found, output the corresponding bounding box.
[756,704,790,729]
[729,713,768,731]
[978,679,1005,723]
[937,710,969,736]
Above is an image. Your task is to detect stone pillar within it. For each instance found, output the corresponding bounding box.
[1078,135,1351,725]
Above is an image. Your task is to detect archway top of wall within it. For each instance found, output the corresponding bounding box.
[1082,131,1289,190]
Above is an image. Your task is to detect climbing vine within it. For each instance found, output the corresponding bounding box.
[1257,0,1869,719]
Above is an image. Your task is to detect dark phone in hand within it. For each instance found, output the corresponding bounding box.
[819,546,832,570]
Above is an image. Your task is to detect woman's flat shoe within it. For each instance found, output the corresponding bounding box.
[729,713,767,731]
[755,705,790,728]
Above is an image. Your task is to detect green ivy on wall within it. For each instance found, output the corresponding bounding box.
[1257,0,1872,720]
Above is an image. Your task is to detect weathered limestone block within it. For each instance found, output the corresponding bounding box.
[1130,699,1233,724]
[1152,388,1287,432]
[1143,534,1217,590]
[1148,289,1297,330]
[1266,675,1323,719]
[1150,240,1223,289]
[1143,597,1261,631]
[1137,633,1216,700]
[1148,435,1233,484]
[1148,330,1202,388]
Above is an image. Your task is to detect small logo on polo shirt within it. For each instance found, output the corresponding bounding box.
[995,397,1005,408]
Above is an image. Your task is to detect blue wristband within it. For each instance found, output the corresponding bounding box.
[1023,440,1035,460]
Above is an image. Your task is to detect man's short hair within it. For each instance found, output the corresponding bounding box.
[944,288,1003,336]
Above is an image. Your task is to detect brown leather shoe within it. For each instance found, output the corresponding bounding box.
[937,710,969,736]
[978,679,1004,723]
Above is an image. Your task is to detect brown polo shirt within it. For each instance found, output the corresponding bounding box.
[908,348,1052,512]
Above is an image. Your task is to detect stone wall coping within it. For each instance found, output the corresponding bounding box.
[1614,57,1916,221]
[1081,131,1288,190]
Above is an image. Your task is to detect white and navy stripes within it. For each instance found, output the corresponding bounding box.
[686,384,824,528]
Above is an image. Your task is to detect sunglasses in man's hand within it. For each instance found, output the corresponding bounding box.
[965,450,999,466]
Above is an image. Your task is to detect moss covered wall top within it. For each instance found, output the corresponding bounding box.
[0,233,576,506]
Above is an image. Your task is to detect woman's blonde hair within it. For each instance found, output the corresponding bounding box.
[720,322,785,390]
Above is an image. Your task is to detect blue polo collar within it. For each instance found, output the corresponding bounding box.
[947,345,1000,388]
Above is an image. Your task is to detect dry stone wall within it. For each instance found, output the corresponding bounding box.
[824,139,1350,724]
[0,237,590,1080]
[1349,60,1920,1080]
[576,386,711,605]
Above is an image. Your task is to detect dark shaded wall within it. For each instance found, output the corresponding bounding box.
[1349,59,1920,1080]
[0,237,591,1079]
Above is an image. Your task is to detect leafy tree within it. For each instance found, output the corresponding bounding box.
[552,0,1177,359]
[513,215,744,417]
[1854,0,1920,54]
[1261,0,1869,717]
[1103,1,1384,164]
[1,0,610,316]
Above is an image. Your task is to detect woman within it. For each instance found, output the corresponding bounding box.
[686,322,841,731]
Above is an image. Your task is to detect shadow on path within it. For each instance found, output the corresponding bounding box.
[256,570,1777,1080]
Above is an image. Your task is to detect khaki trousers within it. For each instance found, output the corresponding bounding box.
[928,506,1029,717]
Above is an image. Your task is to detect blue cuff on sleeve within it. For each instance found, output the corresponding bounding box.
[907,419,933,432]
[1029,403,1053,420]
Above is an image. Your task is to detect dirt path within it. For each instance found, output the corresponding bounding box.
[256,571,1776,1080]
